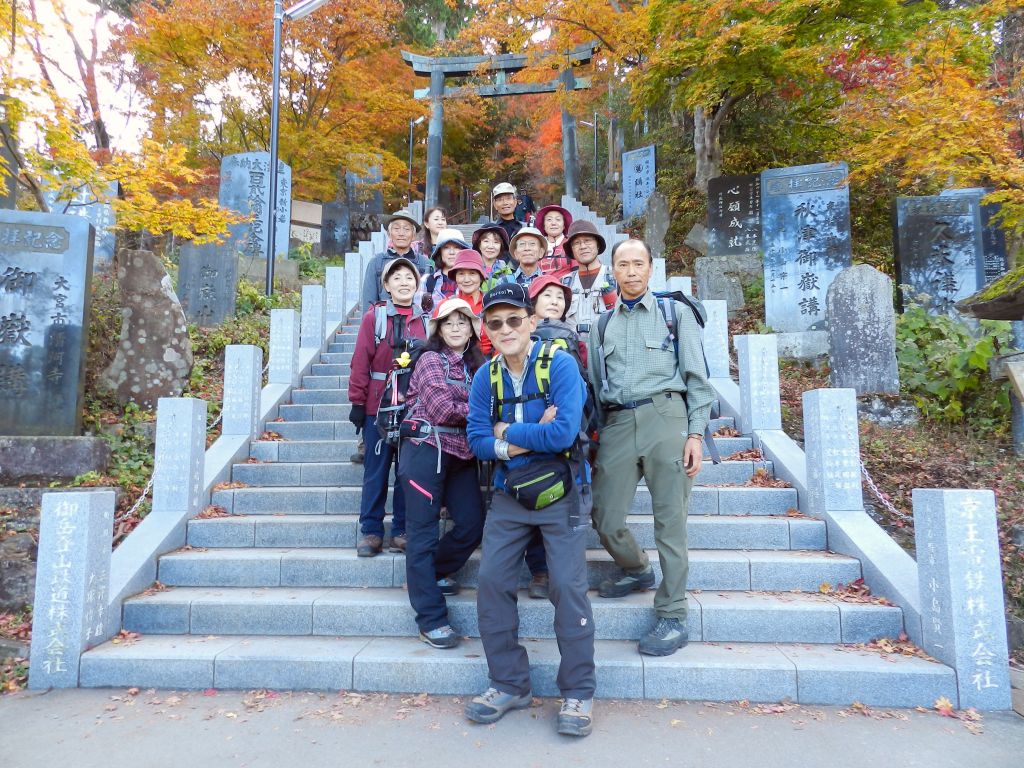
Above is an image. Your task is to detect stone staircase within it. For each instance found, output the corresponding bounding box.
[76,317,958,705]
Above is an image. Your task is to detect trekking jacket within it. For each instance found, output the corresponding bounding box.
[403,347,477,460]
[467,341,589,491]
[361,248,433,311]
[348,300,428,415]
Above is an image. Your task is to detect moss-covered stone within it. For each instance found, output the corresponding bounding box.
[956,262,1024,320]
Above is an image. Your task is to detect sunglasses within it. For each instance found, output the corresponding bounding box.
[484,314,528,331]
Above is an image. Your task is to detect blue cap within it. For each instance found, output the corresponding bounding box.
[482,282,531,312]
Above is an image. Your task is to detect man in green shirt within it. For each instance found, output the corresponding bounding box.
[587,239,714,657]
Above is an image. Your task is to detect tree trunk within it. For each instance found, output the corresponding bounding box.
[692,106,723,194]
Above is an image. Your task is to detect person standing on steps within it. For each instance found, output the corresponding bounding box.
[397,297,486,650]
[421,228,470,311]
[472,223,514,290]
[361,208,433,311]
[414,206,448,258]
[536,204,574,277]
[562,219,617,344]
[508,227,547,291]
[465,282,596,738]
[515,187,536,225]
[490,182,523,244]
[588,239,714,657]
[349,257,429,557]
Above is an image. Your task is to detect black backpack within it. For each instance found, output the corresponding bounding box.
[594,291,722,464]
[373,311,427,448]
[532,319,599,453]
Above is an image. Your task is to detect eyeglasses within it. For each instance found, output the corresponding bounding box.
[441,316,470,328]
[484,314,528,331]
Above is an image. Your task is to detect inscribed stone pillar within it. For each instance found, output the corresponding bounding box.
[325,266,346,324]
[803,388,863,517]
[28,490,115,689]
[703,300,730,379]
[152,397,207,519]
[667,276,692,296]
[221,345,263,438]
[913,489,1012,710]
[301,285,326,348]
[651,258,667,292]
[268,309,300,386]
[177,240,239,327]
[734,334,782,433]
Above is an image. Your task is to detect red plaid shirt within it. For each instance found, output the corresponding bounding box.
[404,347,479,459]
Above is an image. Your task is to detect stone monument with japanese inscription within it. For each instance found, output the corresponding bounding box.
[220,152,292,262]
[942,188,1009,285]
[761,161,852,332]
[42,182,118,272]
[346,164,384,216]
[706,174,762,257]
[321,200,350,257]
[0,209,94,435]
[622,145,656,219]
[177,240,239,326]
[826,264,900,395]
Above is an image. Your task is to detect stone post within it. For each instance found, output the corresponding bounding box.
[28,490,115,688]
[325,266,346,324]
[913,489,1012,710]
[344,256,360,315]
[703,300,730,379]
[268,308,300,386]
[667,276,692,296]
[559,67,580,199]
[803,388,863,517]
[221,345,263,438]
[152,397,207,519]
[734,334,782,433]
[651,258,667,292]
[426,68,445,209]
[300,284,325,348]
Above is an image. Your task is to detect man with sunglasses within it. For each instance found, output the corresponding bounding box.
[465,283,596,738]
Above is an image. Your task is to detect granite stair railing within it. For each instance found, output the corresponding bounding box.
[31,225,1013,711]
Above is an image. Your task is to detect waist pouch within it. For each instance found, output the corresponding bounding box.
[504,456,574,511]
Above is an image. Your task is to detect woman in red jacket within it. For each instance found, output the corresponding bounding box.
[348,257,429,557]
[397,297,487,649]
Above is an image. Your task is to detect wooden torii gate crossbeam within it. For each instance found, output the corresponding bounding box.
[401,43,598,209]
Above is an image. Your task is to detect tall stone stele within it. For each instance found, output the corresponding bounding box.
[826,264,899,395]
[100,250,193,409]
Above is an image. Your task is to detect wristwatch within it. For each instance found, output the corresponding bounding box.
[500,425,510,442]
[687,433,703,442]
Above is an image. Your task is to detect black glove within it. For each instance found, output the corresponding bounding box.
[349,404,366,430]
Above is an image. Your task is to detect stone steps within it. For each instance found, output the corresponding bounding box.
[121,587,901,644]
[228,459,773,488]
[277,404,356,423]
[210,485,799,517]
[327,342,356,353]
[300,375,351,390]
[309,364,352,376]
[157,547,856,592]
[78,635,955,706]
[248,435,754,461]
[187,513,825,552]
[317,353,353,365]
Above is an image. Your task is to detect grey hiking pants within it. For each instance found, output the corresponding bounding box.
[476,488,596,700]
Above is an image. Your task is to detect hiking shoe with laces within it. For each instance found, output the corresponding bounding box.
[437,577,460,596]
[419,625,460,649]
[356,534,383,558]
[598,566,655,598]
[464,687,532,724]
[527,572,549,600]
[638,617,688,656]
[557,698,594,737]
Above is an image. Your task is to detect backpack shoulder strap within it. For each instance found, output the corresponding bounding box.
[595,309,615,394]
[373,304,388,346]
[534,339,556,405]
[488,359,503,423]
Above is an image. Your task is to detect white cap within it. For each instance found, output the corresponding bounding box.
[492,182,517,197]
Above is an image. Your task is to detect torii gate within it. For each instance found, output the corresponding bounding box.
[401,42,598,209]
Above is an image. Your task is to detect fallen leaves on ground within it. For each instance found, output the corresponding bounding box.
[713,426,740,438]
[725,448,764,461]
[0,609,32,643]
[111,630,140,646]
[837,701,909,721]
[843,632,937,661]
[929,697,984,734]
[818,578,893,606]
[212,481,248,491]
[138,581,169,597]
[1,657,28,693]
[195,504,230,519]
[746,468,792,488]
[258,431,285,442]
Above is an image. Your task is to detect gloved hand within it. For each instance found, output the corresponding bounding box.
[349,404,366,430]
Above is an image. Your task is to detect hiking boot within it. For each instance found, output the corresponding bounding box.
[638,617,689,656]
[437,577,460,596]
[464,687,533,724]
[527,572,549,600]
[598,566,655,598]
[389,533,407,553]
[356,534,383,557]
[350,437,365,465]
[557,698,594,737]
[420,625,460,649]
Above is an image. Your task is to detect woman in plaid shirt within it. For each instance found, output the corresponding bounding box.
[397,298,487,649]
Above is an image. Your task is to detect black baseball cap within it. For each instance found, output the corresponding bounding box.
[482,282,532,312]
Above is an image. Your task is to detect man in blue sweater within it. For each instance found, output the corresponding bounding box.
[465,282,596,738]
